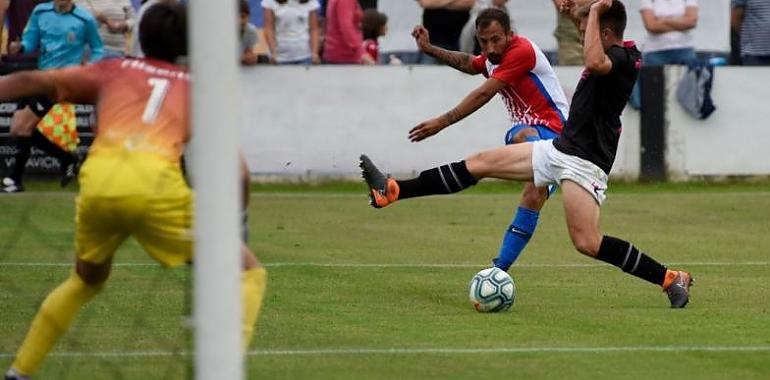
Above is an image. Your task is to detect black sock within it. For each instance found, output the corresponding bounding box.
[30,129,74,169]
[9,136,32,184]
[398,161,478,200]
[596,235,667,286]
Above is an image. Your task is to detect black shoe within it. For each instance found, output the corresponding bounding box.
[60,154,82,188]
[1,177,24,193]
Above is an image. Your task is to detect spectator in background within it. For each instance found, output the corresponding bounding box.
[362,8,395,64]
[240,0,260,65]
[629,0,698,109]
[417,0,473,64]
[459,0,507,55]
[323,0,370,64]
[0,0,48,63]
[263,0,320,65]
[731,0,770,65]
[552,0,583,65]
[3,0,103,193]
[76,0,135,57]
[376,0,421,64]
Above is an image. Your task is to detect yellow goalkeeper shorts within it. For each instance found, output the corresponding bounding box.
[75,153,193,267]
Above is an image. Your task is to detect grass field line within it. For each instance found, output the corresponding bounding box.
[1,261,769,268]
[247,192,770,198]
[1,345,769,359]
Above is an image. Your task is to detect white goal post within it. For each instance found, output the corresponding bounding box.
[190,0,243,379]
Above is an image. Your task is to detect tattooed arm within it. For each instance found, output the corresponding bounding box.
[408,77,506,142]
[412,25,480,75]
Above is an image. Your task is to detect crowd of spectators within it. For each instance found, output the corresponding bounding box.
[2,0,767,67]
[247,0,769,67]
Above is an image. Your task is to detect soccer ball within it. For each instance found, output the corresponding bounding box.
[468,267,515,312]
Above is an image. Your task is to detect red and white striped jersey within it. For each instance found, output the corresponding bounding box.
[472,36,568,134]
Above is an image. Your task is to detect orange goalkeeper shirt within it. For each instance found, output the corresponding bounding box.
[47,58,191,163]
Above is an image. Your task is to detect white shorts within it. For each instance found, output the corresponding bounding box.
[531,140,608,205]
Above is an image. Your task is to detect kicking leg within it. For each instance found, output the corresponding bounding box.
[561,180,692,308]
[359,143,534,208]
[8,258,110,378]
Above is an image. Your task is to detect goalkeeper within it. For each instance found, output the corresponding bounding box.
[1,3,267,379]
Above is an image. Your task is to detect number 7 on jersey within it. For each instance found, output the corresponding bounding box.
[142,77,170,124]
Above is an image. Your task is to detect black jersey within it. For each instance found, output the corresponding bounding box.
[553,42,641,174]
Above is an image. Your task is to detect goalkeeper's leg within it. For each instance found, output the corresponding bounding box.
[241,244,267,351]
[7,259,111,378]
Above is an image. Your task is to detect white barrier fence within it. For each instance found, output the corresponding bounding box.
[240,65,770,181]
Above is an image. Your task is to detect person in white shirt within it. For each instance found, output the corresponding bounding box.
[376,0,421,64]
[630,0,698,109]
[262,0,320,65]
[76,0,135,57]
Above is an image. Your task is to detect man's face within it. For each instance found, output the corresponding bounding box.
[476,21,512,65]
[240,12,249,27]
[54,0,73,12]
[578,17,613,50]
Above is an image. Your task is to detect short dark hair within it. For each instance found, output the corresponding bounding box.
[362,9,388,40]
[576,0,627,39]
[139,2,187,63]
[240,0,250,15]
[602,0,627,38]
[475,8,511,33]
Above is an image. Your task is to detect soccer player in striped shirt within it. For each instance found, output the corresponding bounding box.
[405,8,570,272]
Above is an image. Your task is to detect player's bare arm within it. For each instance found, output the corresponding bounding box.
[0,67,99,105]
[412,25,479,75]
[582,0,613,75]
[409,77,506,142]
[0,71,57,101]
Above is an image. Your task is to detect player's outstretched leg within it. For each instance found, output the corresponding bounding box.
[359,154,400,208]
[359,154,479,208]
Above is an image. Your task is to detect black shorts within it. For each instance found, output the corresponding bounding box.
[16,96,54,118]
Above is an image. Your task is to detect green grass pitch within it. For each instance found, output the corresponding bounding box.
[1,181,769,379]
